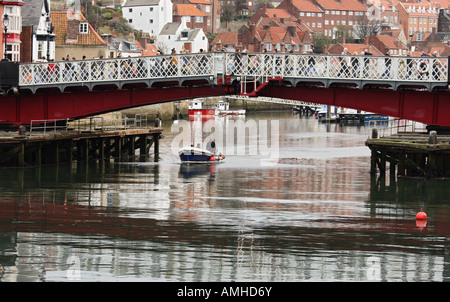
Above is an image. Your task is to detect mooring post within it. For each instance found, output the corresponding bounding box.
[428,130,437,144]
[372,128,378,139]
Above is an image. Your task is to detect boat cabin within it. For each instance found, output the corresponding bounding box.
[189,100,205,110]
[214,101,229,111]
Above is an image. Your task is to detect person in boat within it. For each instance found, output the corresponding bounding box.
[206,140,216,153]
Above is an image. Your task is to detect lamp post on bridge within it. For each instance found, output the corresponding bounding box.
[45,15,54,62]
[2,13,9,61]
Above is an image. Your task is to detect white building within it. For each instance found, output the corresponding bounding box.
[21,0,55,62]
[122,0,173,36]
[158,20,208,54]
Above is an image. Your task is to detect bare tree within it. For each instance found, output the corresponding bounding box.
[353,15,382,40]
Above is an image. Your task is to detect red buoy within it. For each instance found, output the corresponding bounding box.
[210,156,215,161]
[416,210,427,220]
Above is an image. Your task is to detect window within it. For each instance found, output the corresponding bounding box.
[4,6,21,33]
[312,22,316,27]
[79,22,89,34]
[349,11,353,16]
[300,12,304,16]
[317,22,322,28]
[264,43,272,51]
[342,21,346,25]
[149,19,153,23]
[325,20,329,25]
[206,6,211,13]
[195,16,203,23]
[342,11,346,15]
[129,19,133,23]
[318,13,322,17]
[150,7,153,11]
[129,8,132,12]
[349,21,353,25]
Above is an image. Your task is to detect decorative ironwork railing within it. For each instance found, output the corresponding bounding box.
[18,52,449,88]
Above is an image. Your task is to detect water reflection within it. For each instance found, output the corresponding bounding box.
[0,113,449,281]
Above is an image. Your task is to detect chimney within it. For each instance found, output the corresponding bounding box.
[288,26,296,36]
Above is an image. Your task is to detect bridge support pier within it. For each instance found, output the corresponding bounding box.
[0,129,162,167]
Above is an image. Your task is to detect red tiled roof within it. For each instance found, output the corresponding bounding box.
[315,0,367,11]
[174,4,206,16]
[376,34,407,49]
[187,0,211,4]
[265,8,292,19]
[256,26,309,45]
[291,0,323,12]
[51,11,106,46]
[142,44,159,56]
[211,32,238,45]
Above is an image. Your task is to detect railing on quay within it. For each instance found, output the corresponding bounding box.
[367,118,428,138]
[18,52,449,91]
[26,115,158,137]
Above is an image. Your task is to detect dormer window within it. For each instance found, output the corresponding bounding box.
[79,22,89,34]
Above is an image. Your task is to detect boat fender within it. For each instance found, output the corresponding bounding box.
[210,156,216,161]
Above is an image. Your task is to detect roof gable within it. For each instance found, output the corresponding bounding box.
[51,11,106,46]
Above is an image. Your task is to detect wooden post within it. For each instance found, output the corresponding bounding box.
[100,138,105,162]
[370,149,377,175]
[36,142,42,166]
[18,142,25,167]
[154,134,159,161]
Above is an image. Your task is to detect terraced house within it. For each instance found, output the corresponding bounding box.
[51,11,107,60]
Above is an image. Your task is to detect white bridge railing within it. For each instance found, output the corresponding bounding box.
[18,52,449,89]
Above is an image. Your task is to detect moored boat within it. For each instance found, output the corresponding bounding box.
[363,112,389,121]
[188,99,215,117]
[214,100,246,116]
[178,146,225,164]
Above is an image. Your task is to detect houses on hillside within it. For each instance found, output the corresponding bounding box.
[2,0,450,63]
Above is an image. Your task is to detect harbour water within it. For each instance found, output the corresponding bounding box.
[0,111,449,282]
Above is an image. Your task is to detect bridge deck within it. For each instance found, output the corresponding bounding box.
[15,52,449,93]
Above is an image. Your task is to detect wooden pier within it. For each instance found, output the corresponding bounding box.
[0,127,162,167]
[366,130,450,178]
